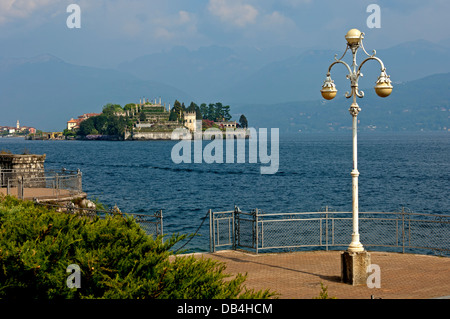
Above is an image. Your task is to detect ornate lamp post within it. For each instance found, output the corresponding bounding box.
[321,29,393,284]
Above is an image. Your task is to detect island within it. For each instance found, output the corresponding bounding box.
[61,98,250,141]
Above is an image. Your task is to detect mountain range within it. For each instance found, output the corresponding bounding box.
[0,39,449,132]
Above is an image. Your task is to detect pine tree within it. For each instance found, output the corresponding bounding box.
[239,114,248,128]
[0,196,275,299]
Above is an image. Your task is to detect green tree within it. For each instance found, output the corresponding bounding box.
[78,118,96,136]
[222,104,232,121]
[124,103,136,112]
[93,115,108,134]
[63,129,76,137]
[239,114,248,128]
[102,103,123,115]
[169,108,178,122]
[0,196,275,299]
[172,100,184,122]
[186,102,202,120]
[207,103,215,121]
[214,102,224,121]
[139,111,147,122]
[200,103,208,119]
[186,102,197,113]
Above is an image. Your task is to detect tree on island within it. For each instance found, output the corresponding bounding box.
[186,102,202,120]
[198,102,232,122]
[139,111,147,122]
[239,114,248,128]
[169,100,184,123]
[78,103,130,137]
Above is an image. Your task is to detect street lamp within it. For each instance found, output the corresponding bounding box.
[321,29,392,283]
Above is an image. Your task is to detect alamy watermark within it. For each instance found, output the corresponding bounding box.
[367,4,381,29]
[66,264,81,289]
[170,121,279,175]
[367,264,381,289]
[66,4,81,29]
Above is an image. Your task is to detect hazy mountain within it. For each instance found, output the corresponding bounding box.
[1,39,449,133]
[233,72,450,132]
[117,40,450,106]
[0,54,192,131]
[220,40,450,105]
[117,45,304,102]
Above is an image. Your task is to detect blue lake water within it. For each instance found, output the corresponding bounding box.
[1,131,449,252]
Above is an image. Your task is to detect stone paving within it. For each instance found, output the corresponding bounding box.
[0,188,85,201]
[196,250,450,299]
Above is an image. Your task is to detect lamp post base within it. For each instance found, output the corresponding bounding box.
[348,234,364,252]
[341,250,371,286]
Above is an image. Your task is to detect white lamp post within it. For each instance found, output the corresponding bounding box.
[321,29,393,284]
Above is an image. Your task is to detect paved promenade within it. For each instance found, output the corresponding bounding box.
[197,250,450,299]
[0,188,86,201]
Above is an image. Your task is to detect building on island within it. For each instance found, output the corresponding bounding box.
[67,113,101,131]
[184,111,197,133]
[132,98,170,123]
[216,121,237,130]
[65,96,246,140]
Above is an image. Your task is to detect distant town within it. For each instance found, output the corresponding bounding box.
[1,97,248,141]
[0,120,37,137]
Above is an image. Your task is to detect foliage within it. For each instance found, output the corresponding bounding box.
[239,114,248,128]
[139,111,147,122]
[78,103,133,137]
[123,103,136,112]
[313,282,336,299]
[201,119,219,131]
[0,196,275,299]
[186,102,203,120]
[201,103,232,122]
[102,103,124,115]
[63,129,76,137]
[172,101,232,122]
[169,100,184,123]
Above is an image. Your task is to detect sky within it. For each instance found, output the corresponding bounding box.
[1,0,450,68]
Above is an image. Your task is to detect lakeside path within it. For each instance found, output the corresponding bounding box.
[187,250,450,299]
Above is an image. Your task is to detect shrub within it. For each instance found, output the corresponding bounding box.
[0,196,274,299]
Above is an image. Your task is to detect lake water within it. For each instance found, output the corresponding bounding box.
[1,131,449,252]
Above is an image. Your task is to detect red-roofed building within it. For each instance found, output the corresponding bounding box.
[67,113,101,130]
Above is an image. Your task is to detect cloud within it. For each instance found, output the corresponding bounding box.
[0,0,63,24]
[208,0,258,27]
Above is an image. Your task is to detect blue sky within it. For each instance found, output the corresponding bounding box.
[1,0,450,67]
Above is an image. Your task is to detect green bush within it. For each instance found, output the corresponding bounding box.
[0,196,274,299]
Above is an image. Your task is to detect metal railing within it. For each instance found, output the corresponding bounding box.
[209,207,450,256]
[0,168,83,200]
[35,202,163,238]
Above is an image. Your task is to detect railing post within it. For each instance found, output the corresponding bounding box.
[255,208,259,255]
[233,206,238,250]
[159,209,163,239]
[401,207,405,254]
[325,206,329,251]
[209,209,214,253]
[17,177,23,200]
[77,169,82,193]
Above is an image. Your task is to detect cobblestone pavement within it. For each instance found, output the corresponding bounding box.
[196,250,450,299]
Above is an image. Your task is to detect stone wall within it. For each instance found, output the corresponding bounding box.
[130,131,174,140]
[127,129,250,141]
[0,154,46,187]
